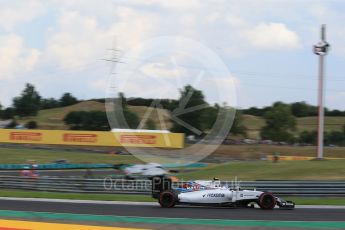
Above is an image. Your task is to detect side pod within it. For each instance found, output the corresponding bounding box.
[151,176,172,199]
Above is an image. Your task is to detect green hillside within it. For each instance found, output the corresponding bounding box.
[17,101,345,138]
[18,101,172,130]
[243,114,345,139]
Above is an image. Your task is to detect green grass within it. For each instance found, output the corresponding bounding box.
[285,197,345,205]
[0,147,142,164]
[0,189,155,202]
[214,144,345,159]
[178,160,345,180]
[0,189,344,205]
[1,146,345,180]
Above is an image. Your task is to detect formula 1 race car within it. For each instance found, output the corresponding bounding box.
[151,177,295,209]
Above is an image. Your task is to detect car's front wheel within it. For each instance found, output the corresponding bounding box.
[258,192,276,210]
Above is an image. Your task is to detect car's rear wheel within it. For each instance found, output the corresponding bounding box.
[159,190,177,208]
[258,192,276,210]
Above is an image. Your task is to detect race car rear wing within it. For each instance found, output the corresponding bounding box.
[151,176,172,199]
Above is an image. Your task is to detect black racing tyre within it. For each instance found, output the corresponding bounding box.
[159,190,177,208]
[258,192,276,210]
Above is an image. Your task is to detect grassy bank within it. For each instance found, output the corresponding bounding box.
[17,101,172,130]
[16,101,345,135]
[0,189,155,202]
[243,114,345,139]
[1,145,344,164]
[179,160,345,180]
[1,146,345,180]
[0,147,142,164]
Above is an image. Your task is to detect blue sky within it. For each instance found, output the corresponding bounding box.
[0,0,344,109]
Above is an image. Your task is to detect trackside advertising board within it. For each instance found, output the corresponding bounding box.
[0,129,184,148]
[266,155,344,161]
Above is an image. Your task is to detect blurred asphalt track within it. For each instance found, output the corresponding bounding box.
[0,198,344,229]
[1,198,345,221]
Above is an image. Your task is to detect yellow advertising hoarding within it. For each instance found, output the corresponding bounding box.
[0,129,184,148]
[267,155,344,161]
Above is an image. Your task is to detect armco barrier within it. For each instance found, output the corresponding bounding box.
[0,176,344,197]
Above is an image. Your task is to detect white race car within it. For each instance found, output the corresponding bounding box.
[152,177,295,209]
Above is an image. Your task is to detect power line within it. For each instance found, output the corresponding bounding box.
[119,55,345,82]
[239,82,344,93]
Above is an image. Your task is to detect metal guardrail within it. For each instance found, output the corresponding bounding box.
[0,176,151,194]
[0,176,344,197]
[239,181,345,196]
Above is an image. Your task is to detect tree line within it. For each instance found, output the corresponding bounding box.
[244,101,345,117]
[259,102,345,146]
[1,83,344,146]
[63,85,247,137]
[0,83,79,120]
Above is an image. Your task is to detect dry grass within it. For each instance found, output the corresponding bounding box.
[18,101,106,129]
[18,101,173,130]
[16,101,345,139]
[127,105,172,129]
[242,115,345,139]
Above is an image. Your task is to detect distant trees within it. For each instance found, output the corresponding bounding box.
[64,111,110,131]
[244,101,345,117]
[2,82,345,145]
[123,109,140,129]
[0,103,14,120]
[298,130,317,145]
[59,93,78,107]
[290,102,317,117]
[170,85,208,135]
[260,102,296,142]
[40,98,60,109]
[41,93,78,109]
[13,83,41,117]
[230,111,247,136]
[8,84,80,118]
[116,92,140,129]
[200,104,219,130]
[326,109,345,116]
[243,106,271,117]
[325,131,345,146]
[298,125,345,146]
[126,97,179,112]
[167,85,247,137]
[1,107,15,119]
